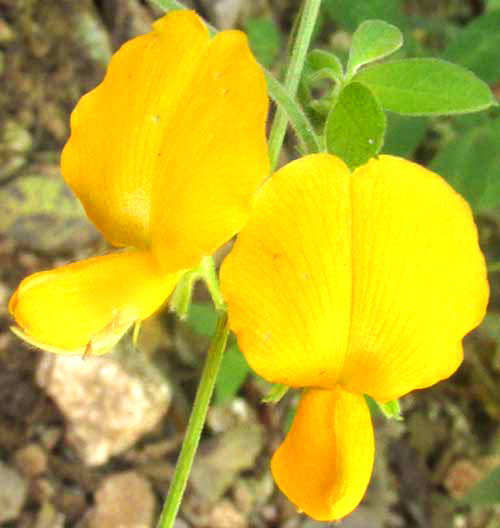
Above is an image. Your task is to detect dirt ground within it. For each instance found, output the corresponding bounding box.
[0,1,499,527]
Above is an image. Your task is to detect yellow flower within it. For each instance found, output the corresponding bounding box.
[9,10,269,355]
[220,153,488,520]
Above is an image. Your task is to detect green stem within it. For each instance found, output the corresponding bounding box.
[148,0,321,164]
[267,0,322,169]
[264,71,320,156]
[156,311,229,528]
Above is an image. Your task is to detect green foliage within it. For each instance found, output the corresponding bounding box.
[382,114,427,157]
[325,82,386,169]
[354,58,496,116]
[430,116,500,212]
[365,395,402,420]
[462,466,500,506]
[443,11,500,85]
[487,0,500,10]
[378,399,403,420]
[186,302,218,336]
[302,11,496,172]
[262,383,289,403]
[187,302,250,405]
[346,20,403,77]
[214,341,250,405]
[306,49,343,82]
[323,0,403,32]
[243,17,282,68]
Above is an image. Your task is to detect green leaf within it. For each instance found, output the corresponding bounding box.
[354,58,496,115]
[243,17,282,68]
[365,395,403,420]
[430,117,500,212]
[325,82,386,169]
[323,0,403,32]
[306,49,343,82]
[378,399,403,420]
[214,341,250,405]
[462,466,500,505]
[443,11,500,85]
[347,20,403,77]
[169,271,197,320]
[262,383,289,404]
[382,113,428,157]
[487,0,500,10]
[186,302,218,336]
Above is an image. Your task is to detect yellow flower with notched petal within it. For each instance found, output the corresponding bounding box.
[9,10,269,355]
[220,153,488,520]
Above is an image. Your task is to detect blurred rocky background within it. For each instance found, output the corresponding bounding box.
[0,0,499,527]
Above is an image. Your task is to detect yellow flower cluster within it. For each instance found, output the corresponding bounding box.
[8,10,488,521]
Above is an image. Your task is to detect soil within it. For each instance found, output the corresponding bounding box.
[1,1,499,527]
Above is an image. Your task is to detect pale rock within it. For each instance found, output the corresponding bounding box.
[88,471,155,528]
[206,499,246,528]
[0,462,28,523]
[33,502,65,528]
[200,0,243,29]
[173,519,190,528]
[36,343,170,466]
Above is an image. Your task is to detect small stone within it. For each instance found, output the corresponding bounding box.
[206,500,246,528]
[33,501,65,528]
[53,487,87,520]
[0,282,9,316]
[36,342,171,466]
[0,19,14,43]
[31,477,56,503]
[39,426,63,450]
[72,9,112,68]
[233,473,274,514]
[2,120,32,153]
[0,171,99,252]
[0,332,12,351]
[190,422,264,504]
[14,443,48,478]
[0,462,28,523]
[444,459,483,499]
[88,471,155,528]
[173,520,190,528]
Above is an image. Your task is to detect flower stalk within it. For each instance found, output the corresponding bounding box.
[267,0,323,169]
[156,311,229,528]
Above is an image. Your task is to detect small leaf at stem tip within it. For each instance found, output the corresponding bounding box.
[325,81,386,169]
[378,399,403,420]
[262,383,289,404]
[353,58,497,116]
[306,49,344,83]
[346,19,403,78]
